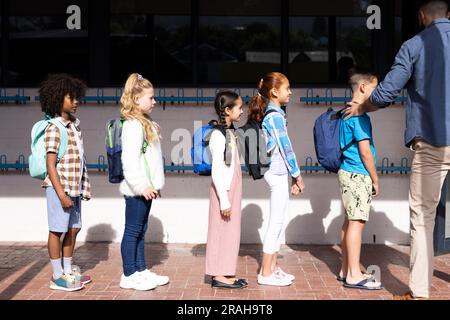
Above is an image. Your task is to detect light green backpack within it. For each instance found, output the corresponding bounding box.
[29,116,68,180]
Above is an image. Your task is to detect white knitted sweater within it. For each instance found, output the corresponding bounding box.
[119,119,165,196]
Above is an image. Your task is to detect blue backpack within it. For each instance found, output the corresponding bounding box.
[29,117,68,180]
[106,118,149,184]
[191,120,226,176]
[313,107,356,173]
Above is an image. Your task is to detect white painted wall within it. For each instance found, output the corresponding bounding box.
[0,88,414,244]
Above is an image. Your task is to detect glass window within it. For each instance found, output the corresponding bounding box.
[336,17,372,83]
[394,0,403,53]
[8,1,88,86]
[154,16,191,85]
[289,17,329,83]
[111,0,190,15]
[110,14,191,86]
[199,0,280,16]
[198,16,281,84]
[110,14,150,85]
[290,0,373,16]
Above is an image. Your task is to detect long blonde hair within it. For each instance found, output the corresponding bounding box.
[120,73,161,144]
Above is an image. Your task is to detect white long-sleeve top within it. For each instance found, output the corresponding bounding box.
[119,119,165,196]
[209,129,237,211]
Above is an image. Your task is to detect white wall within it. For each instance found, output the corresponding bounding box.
[0,88,413,244]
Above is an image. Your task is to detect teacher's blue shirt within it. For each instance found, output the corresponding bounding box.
[369,18,450,147]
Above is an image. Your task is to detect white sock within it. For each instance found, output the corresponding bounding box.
[50,258,63,279]
[62,257,73,275]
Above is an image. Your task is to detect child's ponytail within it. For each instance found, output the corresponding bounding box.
[214,90,240,129]
[248,78,269,123]
[213,90,240,166]
[248,72,289,123]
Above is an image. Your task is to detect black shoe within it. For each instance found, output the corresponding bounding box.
[237,279,248,287]
[211,279,246,289]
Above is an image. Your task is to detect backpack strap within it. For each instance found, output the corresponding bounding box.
[339,139,357,156]
[337,106,356,157]
[141,126,154,189]
[204,123,226,147]
[47,119,68,162]
[263,109,277,120]
[206,125,228,163]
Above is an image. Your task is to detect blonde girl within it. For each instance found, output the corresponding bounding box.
[118,73,169,291]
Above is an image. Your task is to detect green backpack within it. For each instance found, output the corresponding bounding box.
[29,116,68,180]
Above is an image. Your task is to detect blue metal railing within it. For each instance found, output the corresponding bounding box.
[0,88,31,104]
[3,87,412,107]
[300,88,408,105]
[0,155,412,174]
[29,88,256,106]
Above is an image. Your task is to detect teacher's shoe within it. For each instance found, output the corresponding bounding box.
[393,292,429,300]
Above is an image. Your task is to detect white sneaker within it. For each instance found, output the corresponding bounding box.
[257,272,292,286]
[139,269,170,286]
[275,267,295,281]
[120,272,157,291]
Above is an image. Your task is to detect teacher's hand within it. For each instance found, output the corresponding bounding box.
[343,100,365,120]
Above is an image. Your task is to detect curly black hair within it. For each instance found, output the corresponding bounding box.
[38,73,87,117]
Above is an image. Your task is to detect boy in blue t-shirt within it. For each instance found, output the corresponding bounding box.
[338,69,383,291]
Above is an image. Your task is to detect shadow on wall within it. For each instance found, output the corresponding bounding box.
[0,171,412,200]
[76,216,169,274]
[239,203,264,272]
[145,215,169,268]
[285,186,335,245]
[189,203,265,283]
[74,224,116,273]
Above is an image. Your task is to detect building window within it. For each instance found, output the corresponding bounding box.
[289,17,329,83]
[8,11,88,86]
[336,17,372,83]
[154,16,191,85]
[110,14,149,85]
[198,16,281,84]
[5,1,88,86]
[110,14,190,86]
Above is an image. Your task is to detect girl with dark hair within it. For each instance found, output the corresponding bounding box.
[205,90,247,289]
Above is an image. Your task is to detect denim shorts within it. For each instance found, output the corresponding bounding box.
[46,187,82,232]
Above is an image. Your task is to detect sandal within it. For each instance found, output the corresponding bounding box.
[343,278,384,291]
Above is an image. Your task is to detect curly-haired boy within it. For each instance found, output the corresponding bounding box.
[39,73,92,291]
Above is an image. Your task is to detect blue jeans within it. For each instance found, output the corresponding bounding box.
[121,196,152,276]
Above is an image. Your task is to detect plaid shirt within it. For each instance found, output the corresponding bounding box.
[42,116,91,200]
[262,103,301,178]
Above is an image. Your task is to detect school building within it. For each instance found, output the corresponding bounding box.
[0,0,449,253]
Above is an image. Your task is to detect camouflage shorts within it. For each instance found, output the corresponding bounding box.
[338,169,372,222]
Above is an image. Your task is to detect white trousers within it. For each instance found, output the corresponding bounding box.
[263,171,290,254]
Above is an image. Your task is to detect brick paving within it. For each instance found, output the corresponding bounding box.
[0,242,449,300]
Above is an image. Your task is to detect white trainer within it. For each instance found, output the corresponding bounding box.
[139,269,170,286]
[120,272,157,291]
[257,272,292,286]
[275,267,295,281]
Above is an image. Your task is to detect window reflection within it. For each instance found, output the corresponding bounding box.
[289,17,329,83]
[336,17,372,83]
[9,15,88,86]
[198,16,281,84]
